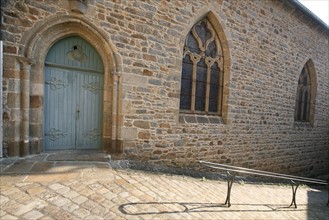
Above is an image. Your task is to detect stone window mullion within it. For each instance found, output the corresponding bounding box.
[205,65,211,113]
[191,61,196,112]
[205,58,213,113]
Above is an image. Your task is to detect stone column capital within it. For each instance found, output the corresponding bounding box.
[18,56,35,66]
[112,71,121,82]
[112,71,121,76]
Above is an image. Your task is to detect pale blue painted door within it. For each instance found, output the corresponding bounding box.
[44,36,104,150]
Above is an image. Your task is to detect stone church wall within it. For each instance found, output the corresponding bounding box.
[1,0,328,176]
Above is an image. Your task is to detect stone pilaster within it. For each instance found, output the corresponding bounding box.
[19,58,32,156]
[110,71,123,154]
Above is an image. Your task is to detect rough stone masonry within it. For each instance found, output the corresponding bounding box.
[1,0,328,176]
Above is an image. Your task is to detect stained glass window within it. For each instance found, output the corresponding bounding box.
[179,18,223,114]
[295,65,311,122]
[180,55,193,110]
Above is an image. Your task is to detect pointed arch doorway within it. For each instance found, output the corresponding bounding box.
[44,36,104,150]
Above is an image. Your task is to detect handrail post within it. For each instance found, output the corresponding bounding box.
[289,180,299,208]
[224,171,236,207]
[199,161,329,207]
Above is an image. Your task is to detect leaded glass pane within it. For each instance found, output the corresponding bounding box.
[302,90,308,121]
[297,88,303,121]
[186,32,200,54]
[303,74,308,86]
[209,64,220,112]
[180,55,193,110]
[195,58,207,111]
[205,41,217,58]
[181,54,193,80]
[180,94,191,110]
[295,65,311,122]
[303,67,309,86]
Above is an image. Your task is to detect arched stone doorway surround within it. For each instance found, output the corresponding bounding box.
[18,14,123,156]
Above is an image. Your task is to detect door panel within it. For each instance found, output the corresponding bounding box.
[44,67,103,150]
[76,72,103,149]
[44,67,76,150]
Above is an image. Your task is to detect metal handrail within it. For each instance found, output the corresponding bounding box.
[199,161,328,185]
[199,161,329,208]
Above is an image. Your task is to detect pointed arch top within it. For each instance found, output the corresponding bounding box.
[19,14,122,74]
[302,58,317,86]
[179,9,232,68]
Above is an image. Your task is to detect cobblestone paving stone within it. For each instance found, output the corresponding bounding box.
[0,158,328,220]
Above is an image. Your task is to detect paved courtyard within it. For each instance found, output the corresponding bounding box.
[0,153,328,220]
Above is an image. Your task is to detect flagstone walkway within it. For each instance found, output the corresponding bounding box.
[0,154,328,219]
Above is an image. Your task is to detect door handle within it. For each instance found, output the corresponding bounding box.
[76,109,80,119]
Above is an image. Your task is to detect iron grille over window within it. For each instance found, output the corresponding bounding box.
[295,65,311,122]
[179,19,223,115]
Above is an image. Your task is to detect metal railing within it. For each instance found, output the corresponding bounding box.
[199,161,329,208]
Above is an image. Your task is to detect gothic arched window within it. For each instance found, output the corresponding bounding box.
[179,19,223,115]
[295,65,311,122]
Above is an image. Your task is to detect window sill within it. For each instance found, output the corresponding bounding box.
[179,113,223,124]
[293,121,313,128]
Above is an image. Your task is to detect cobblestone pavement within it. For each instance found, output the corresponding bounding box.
[0,154,328,220]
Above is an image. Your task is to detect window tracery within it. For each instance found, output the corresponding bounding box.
[295,65,311,122]
[180,19,223,115]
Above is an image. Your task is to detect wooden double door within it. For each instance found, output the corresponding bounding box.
[44,36,104,150]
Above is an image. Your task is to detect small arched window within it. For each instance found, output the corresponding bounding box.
[295,64,311,122]
[179,18,223,115]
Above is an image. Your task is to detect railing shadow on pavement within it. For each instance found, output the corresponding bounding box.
[307,186,329,220]
[118,202,307,216]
